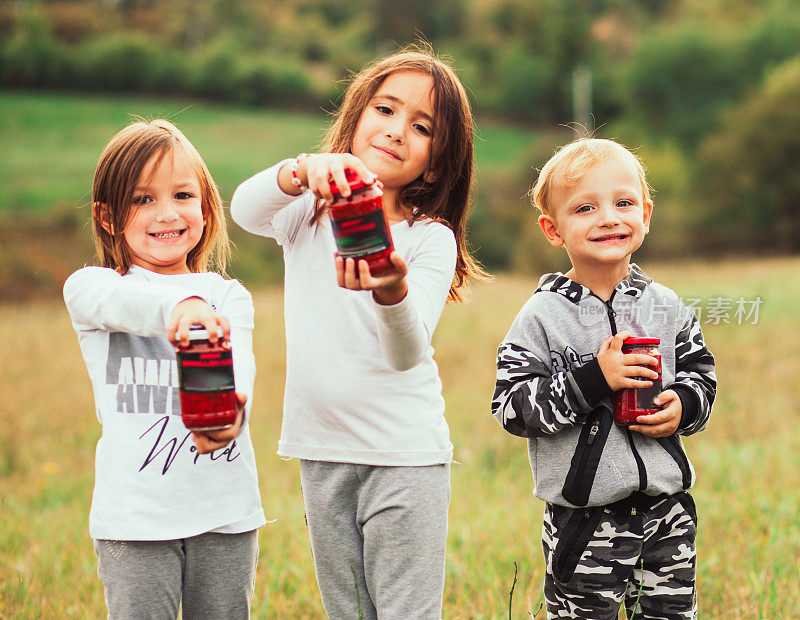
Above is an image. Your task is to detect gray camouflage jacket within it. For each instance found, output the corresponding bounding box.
[491,264,716,508]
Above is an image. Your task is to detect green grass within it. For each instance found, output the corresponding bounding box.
[0,89,540,218]
[1,256,799,618]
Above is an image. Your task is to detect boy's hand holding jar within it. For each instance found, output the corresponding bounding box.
[597,331,682,437]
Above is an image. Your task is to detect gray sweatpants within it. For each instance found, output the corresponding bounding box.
[93,530,258,619]
[299,460,450,620]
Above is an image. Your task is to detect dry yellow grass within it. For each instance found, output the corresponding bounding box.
[1,256,799,618]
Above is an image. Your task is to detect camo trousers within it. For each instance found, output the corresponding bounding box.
[542,492,697,619]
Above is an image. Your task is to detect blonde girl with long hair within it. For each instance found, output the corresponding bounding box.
[64,119,265,618]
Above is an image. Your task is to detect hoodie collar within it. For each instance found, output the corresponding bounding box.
[536,263,652,304]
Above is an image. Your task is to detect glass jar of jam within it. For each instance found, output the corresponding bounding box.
[176,325,237,431]
[612,336,662,425]
[327,169,394,275]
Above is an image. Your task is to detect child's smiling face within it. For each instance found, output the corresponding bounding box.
[351,70,435,196]
[538,156,653,273]
[123,147,205,275]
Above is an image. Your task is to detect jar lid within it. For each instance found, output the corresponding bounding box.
[328,168,373,195]
[623,336,660,346]
[187,324,224,341]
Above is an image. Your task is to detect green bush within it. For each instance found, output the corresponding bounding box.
[236,56,315,107]
[620,27,746,149]
[75,33,174,93]
[694,56,800,251]
[488,47,555,123]
[189,36,245,101]
[741,4,800,82]
[0,9,72,88]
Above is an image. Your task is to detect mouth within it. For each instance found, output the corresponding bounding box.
[149,229,185,240]
[372,145,401,160]
[591,233,629,243]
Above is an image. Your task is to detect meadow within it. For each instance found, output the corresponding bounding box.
[0,89,540,298]
[1,256,799,618]
[0,90,537,218]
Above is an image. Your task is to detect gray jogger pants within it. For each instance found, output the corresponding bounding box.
[94,530,259,619]
[299,460,450,620]
[542,492,697,619]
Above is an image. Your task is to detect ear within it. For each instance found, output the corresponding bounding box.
[538,213,564,248]
[93,202,114,234]
[642,198,653,234]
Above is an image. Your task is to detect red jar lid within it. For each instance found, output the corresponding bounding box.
[622,336,660,346]
[328,168,372,195]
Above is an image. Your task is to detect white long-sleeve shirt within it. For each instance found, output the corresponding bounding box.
[63,265,265,540]
[231,162,455,465]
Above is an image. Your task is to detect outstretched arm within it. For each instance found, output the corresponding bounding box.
[337,225,455,372]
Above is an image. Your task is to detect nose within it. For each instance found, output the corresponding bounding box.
[597,203,621,227]
[384,123,405,143]
[154,198,179,222]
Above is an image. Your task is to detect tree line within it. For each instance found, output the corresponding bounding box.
[2,0,800,268]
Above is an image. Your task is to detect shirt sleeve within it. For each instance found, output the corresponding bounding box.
[669,310,716,435]
[229,159,314,246]
[491,305,613,439]
[63,266,202,337]
[372,223,456,371]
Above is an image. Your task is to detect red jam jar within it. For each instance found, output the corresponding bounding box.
[176,325,237,431]
[327,169,394,275]
[612,337,662,425]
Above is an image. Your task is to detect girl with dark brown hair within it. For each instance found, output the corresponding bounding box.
[231,47,484,618]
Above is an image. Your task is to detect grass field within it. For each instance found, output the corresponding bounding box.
[0,89,540,299]
[0,89,538,219]
[1,256,799,618]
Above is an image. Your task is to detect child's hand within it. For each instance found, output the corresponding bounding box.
[597,331,660,392]
[629,389,682,437]
[280,153,376,202]
[336,251,409,305]
[168,297,230,348]
[191,393,247,454]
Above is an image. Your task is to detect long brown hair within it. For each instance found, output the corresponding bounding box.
[91,119,229,274]
[317,46,487,301]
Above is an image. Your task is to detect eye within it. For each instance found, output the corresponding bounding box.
[576,204,592,214]
[132,195,152,205]
[375,105,392,116]
[413,123,431,136]
[616,199,634,208]
[175,191,194,200]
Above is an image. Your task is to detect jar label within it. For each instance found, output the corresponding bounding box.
[178,350,234,392]
[331,209,391,258]
[635,376,662,409]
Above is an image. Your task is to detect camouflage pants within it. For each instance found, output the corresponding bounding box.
[542,492,697,619]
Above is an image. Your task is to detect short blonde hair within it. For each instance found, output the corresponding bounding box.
[92,119,229,274]
[531,138,652,216]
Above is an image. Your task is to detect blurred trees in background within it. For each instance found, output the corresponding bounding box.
[2,0,799,272]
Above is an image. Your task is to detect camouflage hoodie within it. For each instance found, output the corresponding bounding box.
[491,263,716,508]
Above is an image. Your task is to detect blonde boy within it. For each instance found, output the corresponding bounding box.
[491,139,716,618]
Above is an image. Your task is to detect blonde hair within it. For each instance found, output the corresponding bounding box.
[531,138,652,216]
[92,119,228,274]
[316,45,487,302]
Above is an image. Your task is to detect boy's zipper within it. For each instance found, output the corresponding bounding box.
[601,290,647,492]
[626,428,648,491]
[588,422,599,443]
[573,421,599,475]
[605,295,618,334]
